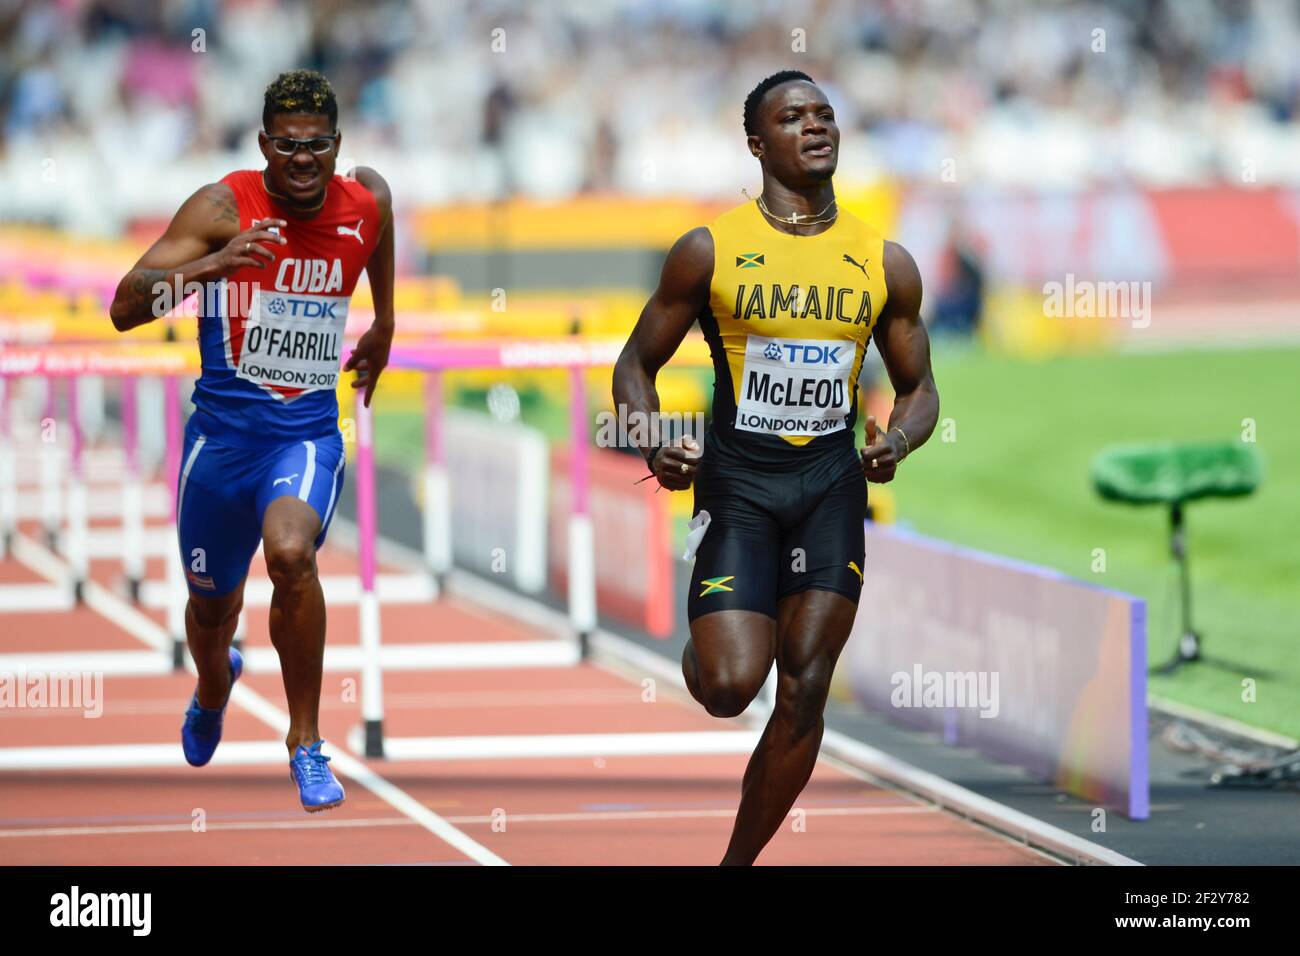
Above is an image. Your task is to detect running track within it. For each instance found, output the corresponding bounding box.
[0,486,1057,866]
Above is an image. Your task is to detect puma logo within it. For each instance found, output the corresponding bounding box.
[842,253,869,278]
[337,219,363,243]
[273,474,298,487]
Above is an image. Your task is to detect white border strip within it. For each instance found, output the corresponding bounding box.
[1149,693,1299,750]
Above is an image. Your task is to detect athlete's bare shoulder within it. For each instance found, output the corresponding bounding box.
[157,181,241,251]
[352,166,392,224]
[882,239,922,318]
[197,181,239,223]
[659,226,714,300]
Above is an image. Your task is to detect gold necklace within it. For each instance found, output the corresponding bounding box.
[745,188,838,227]
[261,171,328,213]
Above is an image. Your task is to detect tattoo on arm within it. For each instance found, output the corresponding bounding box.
[206,192,240,226]
[121,268,168,317]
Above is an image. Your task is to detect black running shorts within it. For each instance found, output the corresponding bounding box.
[685,435,867,622]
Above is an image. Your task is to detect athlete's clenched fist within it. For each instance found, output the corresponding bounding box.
[648,435,703,491]
[860,415,905,483]
[214,219,288,274]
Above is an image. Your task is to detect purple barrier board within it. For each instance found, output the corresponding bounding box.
[845,523,1148,819]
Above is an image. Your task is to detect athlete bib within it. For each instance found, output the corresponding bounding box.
[735,336,855,437]
[236,288,348,392]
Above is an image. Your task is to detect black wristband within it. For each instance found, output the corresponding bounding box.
[641,445,662,470]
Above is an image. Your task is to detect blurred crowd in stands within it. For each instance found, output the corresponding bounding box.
[3,0,1299,231]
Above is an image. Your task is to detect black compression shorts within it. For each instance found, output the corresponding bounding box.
[686,435,867,622]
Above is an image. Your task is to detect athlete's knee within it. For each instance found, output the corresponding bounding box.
[264,535,317,590]
[697,671,765,719]
[188,594,242,633]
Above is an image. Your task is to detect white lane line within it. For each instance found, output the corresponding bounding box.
[0,805,931,839]
[7,532,508,867]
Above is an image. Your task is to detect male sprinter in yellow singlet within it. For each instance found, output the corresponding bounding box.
[613,70,939,865]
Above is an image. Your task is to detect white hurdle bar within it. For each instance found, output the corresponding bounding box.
[0,640,580,679]
[349,729,762,762]
[0,741,290,772]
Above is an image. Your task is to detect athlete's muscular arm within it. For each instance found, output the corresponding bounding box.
[109,183,286,332]
[613,227,713,491]
[344,166,394,407]
[860,240,940,483]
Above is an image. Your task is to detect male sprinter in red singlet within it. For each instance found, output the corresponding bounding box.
[614,71,940,864]
[109,70,394,811]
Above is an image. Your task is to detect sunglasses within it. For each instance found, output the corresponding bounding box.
[263,133,338,156]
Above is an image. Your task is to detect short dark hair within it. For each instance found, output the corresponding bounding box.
[263,70,338,131]
[743,70,814,136]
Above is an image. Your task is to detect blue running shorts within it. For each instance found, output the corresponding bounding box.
[176,417,346,597]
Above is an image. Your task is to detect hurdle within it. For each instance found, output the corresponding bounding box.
[0,347,192,624]
[339,337,764,762]
[350,338,630,756]
[0,336,763,772]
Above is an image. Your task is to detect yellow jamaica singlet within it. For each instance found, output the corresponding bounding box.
[700,200,888,465]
